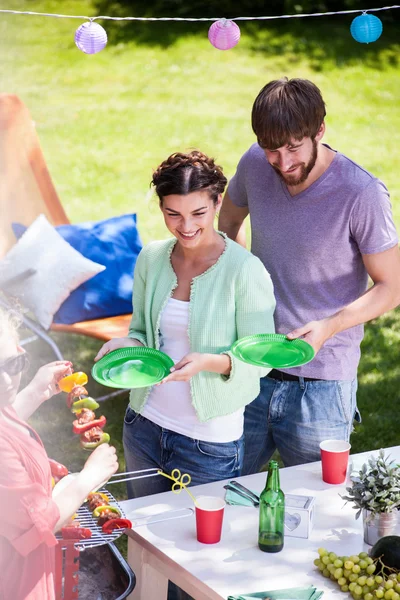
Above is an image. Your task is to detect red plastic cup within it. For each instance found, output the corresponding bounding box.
[195,496,225,544]
[320,439,351,484]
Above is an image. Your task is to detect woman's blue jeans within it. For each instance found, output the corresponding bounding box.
[123,408,244,600]
[242,375,360,475]
[123,406,244,499]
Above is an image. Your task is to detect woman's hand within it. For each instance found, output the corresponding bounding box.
[94,337,144,362]
[159,352,232,384]
[14,361,73,419]
[54,444,119,531]
[81,443,119,490]
[158,353,209,384]
[29,361,74,402]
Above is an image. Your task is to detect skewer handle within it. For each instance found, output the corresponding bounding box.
[106,468,160,485]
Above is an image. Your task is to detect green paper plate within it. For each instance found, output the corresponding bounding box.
[91,347,175,389]
[231,334,315,369]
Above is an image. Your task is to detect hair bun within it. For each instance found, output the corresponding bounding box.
[151,150,227,204]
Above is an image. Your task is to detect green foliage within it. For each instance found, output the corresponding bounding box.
[341,450,400,518]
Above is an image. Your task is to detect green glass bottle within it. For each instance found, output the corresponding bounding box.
[258,460,285,553]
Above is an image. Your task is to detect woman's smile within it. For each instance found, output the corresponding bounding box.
[177,229,201,241]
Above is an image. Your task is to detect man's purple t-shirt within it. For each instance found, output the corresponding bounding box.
[228,143,398,380]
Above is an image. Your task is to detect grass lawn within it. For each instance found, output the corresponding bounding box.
[3,0,400,507]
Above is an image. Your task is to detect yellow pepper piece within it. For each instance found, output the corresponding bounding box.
[58,372,88,393]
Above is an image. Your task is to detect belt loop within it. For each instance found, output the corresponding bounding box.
[299,376,305,390]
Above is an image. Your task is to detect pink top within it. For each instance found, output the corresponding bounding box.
[0,406,60,600]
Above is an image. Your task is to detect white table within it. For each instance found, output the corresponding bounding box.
[120,446,400,600]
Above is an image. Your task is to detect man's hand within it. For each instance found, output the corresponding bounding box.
[94,337,144,362]
[286,317,337,355]
[158,352,209,384]
[26,361,73,403]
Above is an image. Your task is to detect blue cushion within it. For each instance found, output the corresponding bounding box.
[12,214,142,324]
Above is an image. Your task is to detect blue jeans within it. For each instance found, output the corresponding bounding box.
[242,375,360,474]
[123,406,244,499]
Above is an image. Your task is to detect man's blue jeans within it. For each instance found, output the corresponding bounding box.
[123,407,244,499]
[242,375,359,474]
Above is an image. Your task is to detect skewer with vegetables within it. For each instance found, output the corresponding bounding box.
[86,492,132,533]
[58,370,110,450]
[58,371,131,536]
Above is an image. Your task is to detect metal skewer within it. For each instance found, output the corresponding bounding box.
[127,507,194,527]
[105,468,160,485]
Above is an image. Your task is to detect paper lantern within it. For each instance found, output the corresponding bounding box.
[350,13,383,44]
[75,21,108,54]
[208,18,241,50]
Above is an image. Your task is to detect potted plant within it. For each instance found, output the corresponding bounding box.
[341,449,400,546]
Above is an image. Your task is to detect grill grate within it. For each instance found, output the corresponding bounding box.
[56,489,127,551]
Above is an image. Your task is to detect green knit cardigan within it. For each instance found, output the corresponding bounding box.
[128,234,275,422]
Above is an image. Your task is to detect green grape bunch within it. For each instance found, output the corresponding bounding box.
[314,548,400,600]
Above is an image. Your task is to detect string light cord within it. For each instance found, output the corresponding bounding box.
[0,5,398,22]
[2,5,395,52]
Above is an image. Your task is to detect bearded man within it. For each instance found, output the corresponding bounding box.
[218,77,400,471]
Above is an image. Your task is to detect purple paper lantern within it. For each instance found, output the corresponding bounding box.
[75,21,108,54]
[208,18,241,50]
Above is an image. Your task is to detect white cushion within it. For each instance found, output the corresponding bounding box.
[0,214,105,329]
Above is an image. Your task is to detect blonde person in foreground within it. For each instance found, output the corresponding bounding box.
[95,150,276,499]
[0,308,118,600]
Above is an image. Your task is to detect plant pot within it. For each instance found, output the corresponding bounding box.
[363,509,399,546]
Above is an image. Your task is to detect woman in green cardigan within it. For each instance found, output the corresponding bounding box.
[95,150,275,499]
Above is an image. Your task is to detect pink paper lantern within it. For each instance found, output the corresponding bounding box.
[75,21,108,55]
[208,18,241,50]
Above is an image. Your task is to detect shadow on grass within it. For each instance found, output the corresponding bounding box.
[92,1,399,71]
[244,18,399,71]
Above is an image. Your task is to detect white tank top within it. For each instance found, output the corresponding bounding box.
[141,297,244,443]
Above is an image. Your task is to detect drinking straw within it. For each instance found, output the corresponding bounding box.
[158,469,197,504]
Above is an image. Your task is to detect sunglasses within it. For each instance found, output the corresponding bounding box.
[0,352,29,377]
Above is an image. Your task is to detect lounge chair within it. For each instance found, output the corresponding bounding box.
[0,94,132,361]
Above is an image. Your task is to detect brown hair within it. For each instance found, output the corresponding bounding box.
[151,150,227,206]
[252,77,326,150]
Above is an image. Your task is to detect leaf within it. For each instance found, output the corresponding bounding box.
[350,476,361,484]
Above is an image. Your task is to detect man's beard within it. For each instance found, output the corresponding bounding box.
[272,139,318,187]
